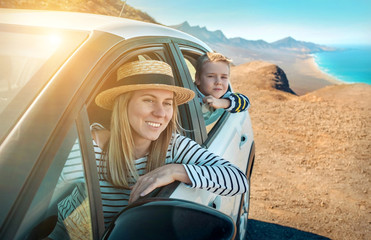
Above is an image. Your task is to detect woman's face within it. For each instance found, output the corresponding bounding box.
[127,89,174,146]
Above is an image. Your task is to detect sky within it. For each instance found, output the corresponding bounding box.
[127,0,371,45]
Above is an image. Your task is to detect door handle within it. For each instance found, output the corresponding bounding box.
[209,196,221,210]
[239,134,248,149]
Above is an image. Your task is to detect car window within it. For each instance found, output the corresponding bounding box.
[179,49,227,134]
[15,124,93,240]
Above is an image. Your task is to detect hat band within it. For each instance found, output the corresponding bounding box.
[118,74,175,86]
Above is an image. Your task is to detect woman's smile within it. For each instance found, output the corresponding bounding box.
[146,121,162,128]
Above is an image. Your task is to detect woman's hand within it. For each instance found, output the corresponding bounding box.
[129,164,191,203]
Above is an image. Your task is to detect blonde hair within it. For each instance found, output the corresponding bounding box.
[195,52,232,79]
[102,92,178,188]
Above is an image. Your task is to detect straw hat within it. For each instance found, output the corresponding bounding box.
[95,60,195,110]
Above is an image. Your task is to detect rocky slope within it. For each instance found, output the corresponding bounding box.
[0,0,157,23]
[232,61,296,95]
[231,62,371,240]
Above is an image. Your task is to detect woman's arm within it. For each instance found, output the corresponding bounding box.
[129,164,191,203]
[171,134,248,196]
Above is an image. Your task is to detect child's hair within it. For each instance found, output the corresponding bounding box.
[195,52,232,79]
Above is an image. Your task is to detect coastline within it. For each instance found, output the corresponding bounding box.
[275,53,344,95]
[307,54,343,85]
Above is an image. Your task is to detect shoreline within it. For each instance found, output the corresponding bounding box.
[275,53,344,95]
[307,54,344,85]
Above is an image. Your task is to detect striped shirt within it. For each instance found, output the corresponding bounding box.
[54,134,248,234]
[196,88,250,125]
[97,134,248,226]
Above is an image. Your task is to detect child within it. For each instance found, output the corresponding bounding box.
[195,52,250,125]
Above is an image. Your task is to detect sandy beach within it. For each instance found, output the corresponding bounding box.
[248,51,344,95]
[281,54,343,95]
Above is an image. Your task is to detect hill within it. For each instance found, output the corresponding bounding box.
[0,0,157,23]
[231,61,371,240]
[232,61,296,95]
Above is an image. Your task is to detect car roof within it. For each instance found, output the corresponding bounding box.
[0,8,210,50]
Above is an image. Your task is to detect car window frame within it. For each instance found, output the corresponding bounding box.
[175,44,232,147]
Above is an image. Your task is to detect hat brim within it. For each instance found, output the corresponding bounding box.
[95,84,195,110]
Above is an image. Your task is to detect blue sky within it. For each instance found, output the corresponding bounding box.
[127,0,370,45]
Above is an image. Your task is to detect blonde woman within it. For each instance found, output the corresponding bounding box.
[52,60,248,236]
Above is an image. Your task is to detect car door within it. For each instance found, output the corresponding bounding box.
[0,28,122,239]
[168,43,255,222]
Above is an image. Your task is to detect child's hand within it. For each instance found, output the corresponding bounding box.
[203,95,230,109]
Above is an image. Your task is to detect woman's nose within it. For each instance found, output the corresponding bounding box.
[152,103,166,117]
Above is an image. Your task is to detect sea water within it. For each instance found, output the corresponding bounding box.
[313,45,371,85]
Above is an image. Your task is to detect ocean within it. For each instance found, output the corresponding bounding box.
[313,45,371,85]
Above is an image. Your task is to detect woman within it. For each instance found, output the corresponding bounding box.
[52,60,248,237]
[92,60,248,226]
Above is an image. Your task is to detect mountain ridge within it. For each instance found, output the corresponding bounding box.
[170,21,336,53]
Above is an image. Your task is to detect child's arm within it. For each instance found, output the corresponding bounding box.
[203,93,250,112]
[202,95,230,109]
[224,92,250,113]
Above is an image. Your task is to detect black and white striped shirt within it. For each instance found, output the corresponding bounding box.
[97,134,248,226]
[55,134,248,231]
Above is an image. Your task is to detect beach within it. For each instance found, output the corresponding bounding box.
[255,52,344,95]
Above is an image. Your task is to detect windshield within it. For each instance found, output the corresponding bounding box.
[0,31,60,112]
[0,24,88,140]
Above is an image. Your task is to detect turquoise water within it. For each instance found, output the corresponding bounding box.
[313,45,371,85]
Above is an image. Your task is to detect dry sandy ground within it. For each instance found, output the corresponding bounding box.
[231,63,371,240]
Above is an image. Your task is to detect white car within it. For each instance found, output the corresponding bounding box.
[0,9,255,240]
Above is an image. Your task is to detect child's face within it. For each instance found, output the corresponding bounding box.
[195,61,229,99]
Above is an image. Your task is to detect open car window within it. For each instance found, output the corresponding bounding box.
[178,48,227,136]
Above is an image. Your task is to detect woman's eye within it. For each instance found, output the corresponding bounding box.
[164,102,173,106]
[143,99,153,103]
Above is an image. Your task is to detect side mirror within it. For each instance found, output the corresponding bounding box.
[102,198,236,240]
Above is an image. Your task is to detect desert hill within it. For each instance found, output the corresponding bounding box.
[232,61,296,95]
[301,83,371,110]
[0,0,157,23]
[231,61,371,240]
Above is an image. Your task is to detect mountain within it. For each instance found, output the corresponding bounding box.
[170,21,335,53]
[171,21,273,50]
[271,36,336,52]
[171,21,229,44]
